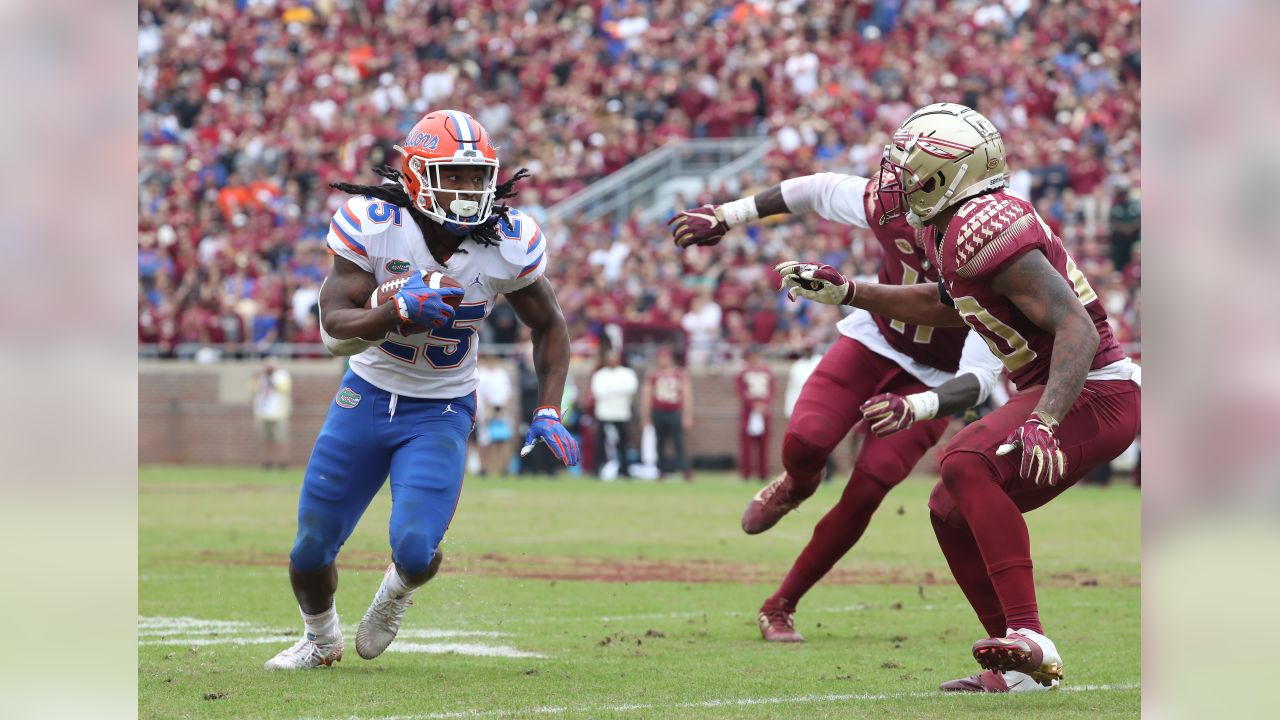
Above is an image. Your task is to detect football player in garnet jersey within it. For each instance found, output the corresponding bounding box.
[264,110,579,670]
[670,166,1002,643]
[777,103,1140,692]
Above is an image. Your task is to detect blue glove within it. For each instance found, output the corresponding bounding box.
[520,406,580,466]
[394,271,463,330]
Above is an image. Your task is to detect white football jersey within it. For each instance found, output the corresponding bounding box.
[325,195,548,399]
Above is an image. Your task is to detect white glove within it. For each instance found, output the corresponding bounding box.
[775,261,857,305]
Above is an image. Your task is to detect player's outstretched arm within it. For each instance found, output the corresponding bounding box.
[775,261,967,328]
[317,256,401,353]
[506,277,581,466]
[670,173,869,248]
[990,249,1099,486]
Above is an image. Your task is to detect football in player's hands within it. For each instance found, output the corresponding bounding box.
[367,270,463,335]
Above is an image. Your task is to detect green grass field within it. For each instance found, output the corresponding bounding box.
[139,467,1140,719]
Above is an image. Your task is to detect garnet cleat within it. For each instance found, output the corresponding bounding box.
[940,669,1008,692]
[971,628,1064,687]
[940,668,1057,692]
[742,472,812,534]
[757,597,804,643]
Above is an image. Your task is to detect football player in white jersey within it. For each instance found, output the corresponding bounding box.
[265,110,580,670]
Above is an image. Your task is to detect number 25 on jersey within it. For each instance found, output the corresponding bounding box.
[380,302,487,368]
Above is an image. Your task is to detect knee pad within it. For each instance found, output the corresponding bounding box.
[290,529,337,574]
[939,451,995,497]
[781,431,830,480]
[785,406,847,453]
[928,483,963,529]
[391,528,439,577]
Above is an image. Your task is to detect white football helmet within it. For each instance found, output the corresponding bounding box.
[877,103,1007,228]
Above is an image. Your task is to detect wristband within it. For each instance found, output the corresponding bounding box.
[719,196,760,228]
[843,280,858,305]
[533,406,561,421]
[904,391,940,421]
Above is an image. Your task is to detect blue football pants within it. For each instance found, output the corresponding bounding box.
[290,370,475,576]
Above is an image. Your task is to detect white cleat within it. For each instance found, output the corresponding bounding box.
[1004,669,1059,691]
[263,634,344,670]
[356,564,415,660]
[940,668,1058,692]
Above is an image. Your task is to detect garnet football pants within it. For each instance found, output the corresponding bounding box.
[783,336,951,493]
[771,338,951,606]
[290,370,475,577]
[929,379,1141,634]
[739,416,770,480]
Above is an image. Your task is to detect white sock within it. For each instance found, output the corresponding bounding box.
[382,566,416,600]
[301,605,340,643]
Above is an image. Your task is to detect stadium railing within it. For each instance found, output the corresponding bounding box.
[546,138,773,227]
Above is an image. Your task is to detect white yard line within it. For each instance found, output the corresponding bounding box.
[388,642,545,658]
[304,683,1141,720]
[139,617,534,658]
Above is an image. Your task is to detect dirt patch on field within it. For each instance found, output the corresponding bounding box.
[200,549,1137,588]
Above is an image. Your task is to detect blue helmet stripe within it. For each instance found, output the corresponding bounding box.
[448,110,476,150]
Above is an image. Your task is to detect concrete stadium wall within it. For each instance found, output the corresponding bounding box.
[139,360,901,474]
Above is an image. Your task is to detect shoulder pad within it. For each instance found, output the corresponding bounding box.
[328,197,378,260]
[495,208,547,275]
[950,196,1040,278]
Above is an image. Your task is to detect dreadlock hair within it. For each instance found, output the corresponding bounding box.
[329,166,533,248]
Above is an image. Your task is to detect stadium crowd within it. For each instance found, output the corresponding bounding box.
[138,0,1141,364]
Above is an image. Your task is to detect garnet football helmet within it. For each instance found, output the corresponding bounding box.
[394,109,500,236]
[877,103,1007,229]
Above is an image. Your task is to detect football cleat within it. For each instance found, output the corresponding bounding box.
[971,628,1064,686]
[263,635,344,670]
[757,597,804,643]
[356,564,417,660]
[742,472,810,534]
[939,669,1057,693]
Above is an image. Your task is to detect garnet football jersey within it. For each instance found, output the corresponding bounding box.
[736,365,775,405]
[780,172,969,381]
[647,368,686,412]
[326,196,548,398]
[861,178,969,373]
[927,190,1126,390]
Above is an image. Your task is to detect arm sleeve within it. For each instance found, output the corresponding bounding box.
[780,173,871,229]
[326,199,375,273]
[953,330,1004,406]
